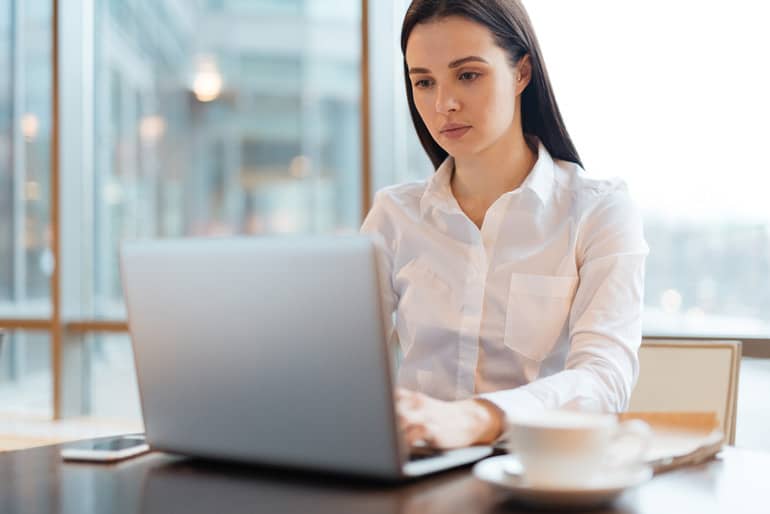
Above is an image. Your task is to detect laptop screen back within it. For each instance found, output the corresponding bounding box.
[120,236,403,478]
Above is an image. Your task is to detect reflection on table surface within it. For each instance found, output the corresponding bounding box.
[140,457,497,514]
[1,444,769,514]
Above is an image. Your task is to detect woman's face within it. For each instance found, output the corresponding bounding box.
[405,16,529,159]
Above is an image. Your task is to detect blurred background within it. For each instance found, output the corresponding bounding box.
[0,0,768,428]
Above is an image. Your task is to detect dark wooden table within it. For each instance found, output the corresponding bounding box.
[0,441,767,513]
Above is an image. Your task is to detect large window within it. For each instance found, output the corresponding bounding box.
[522,0,770,337]
[1,0,362,421]
[0,0,53,418]
[0,331,51,417]
[0,0,52,319]
[90,0,362,319]
[378,0,770,339]
[86,0,361,418]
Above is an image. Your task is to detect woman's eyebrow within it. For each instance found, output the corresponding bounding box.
[448,55,488,68]
[408,55,489,75]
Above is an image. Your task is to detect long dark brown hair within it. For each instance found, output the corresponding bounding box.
[401,0,582,170]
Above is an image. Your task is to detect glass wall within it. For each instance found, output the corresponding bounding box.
[0,0,53,419]
[91,0,362,319]
[83,0,362,419]
[0,330,52,417]
[521,0,770,337]
[86,333,141,420]
[0,0,53,319]
[2,0,362,420]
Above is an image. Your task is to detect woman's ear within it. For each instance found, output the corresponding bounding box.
[515,54,533,95]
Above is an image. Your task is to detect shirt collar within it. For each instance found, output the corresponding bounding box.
[419,140,556,218]
[520,140,555,206]
[419,155,457,217]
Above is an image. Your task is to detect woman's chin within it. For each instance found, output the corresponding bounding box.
[441,143,483,161]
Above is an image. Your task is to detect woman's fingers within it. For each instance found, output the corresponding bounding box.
[397,389,471,449]
[403,423,428,446]
[396,390,426,428]
[397,388,435,446]
[397,394,481,449]
[397,401,425,428]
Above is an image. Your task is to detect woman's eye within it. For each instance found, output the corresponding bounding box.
[459,72,480,81]
[414,79,433,89]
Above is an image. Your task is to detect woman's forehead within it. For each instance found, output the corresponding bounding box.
[405,16,501,68]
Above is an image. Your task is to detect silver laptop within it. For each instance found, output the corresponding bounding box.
[120,236,492,479]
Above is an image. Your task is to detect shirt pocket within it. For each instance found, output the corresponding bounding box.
[503,273,578,362]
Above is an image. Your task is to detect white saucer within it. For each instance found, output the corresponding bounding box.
[472,455,653,509]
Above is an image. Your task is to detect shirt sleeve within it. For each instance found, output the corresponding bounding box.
[478,184,649,419]
[360,191,400,353]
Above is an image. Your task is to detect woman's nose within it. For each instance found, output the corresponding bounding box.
[434,86,460,114]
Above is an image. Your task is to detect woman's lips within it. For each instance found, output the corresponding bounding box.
[440,126,471,140]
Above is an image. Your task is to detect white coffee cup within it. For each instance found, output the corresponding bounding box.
[506,409,651,488]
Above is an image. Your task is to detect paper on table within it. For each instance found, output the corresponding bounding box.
[618,411,724,474]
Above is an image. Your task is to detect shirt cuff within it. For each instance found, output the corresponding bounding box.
[477,387,546,418]
[475,388,547,445]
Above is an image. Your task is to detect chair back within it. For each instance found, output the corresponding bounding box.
[629,339,741,444]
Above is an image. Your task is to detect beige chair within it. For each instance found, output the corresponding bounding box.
[629,339,742,444]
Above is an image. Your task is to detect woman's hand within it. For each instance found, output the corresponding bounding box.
[396,388,504,449]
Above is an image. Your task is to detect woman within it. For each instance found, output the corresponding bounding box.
[361,0,648,449]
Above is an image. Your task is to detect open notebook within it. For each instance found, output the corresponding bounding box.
[618,411,724,474]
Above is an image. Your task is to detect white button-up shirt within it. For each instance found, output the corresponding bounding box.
[361,141,648,420]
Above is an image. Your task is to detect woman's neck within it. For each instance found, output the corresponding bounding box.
[450,131,538,208]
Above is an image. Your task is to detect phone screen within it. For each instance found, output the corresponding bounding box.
[71,435,146,451]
